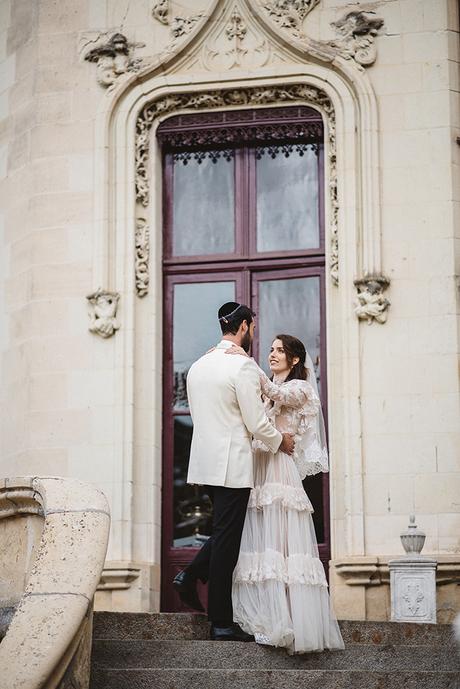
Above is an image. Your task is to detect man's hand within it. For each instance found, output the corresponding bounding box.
[279,433,295,456]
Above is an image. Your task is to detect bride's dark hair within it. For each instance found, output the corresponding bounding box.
[274,334,310,382]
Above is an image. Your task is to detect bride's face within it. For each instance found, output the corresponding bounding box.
[268,339,290,377]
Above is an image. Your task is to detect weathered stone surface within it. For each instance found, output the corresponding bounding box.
[90,668,459,689]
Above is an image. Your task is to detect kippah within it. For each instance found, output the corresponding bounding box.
[218,303,242,324]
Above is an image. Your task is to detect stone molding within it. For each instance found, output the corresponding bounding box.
[87,288,121,338]
[0,477,110,689]
[97,562,141,591]
[135,83,338,294]
[333,556,460,587]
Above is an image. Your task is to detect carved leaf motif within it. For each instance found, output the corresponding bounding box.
[134,84,339,287]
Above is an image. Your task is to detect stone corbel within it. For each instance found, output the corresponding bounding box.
[82,32,144,88]
[354,276,391,325]
[87,289,120,338]
[334,557,389,586]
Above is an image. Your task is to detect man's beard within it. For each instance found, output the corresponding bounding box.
[241,330,252,353]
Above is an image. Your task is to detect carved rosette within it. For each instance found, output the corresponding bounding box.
[135,83,339,293]
[353,276,390,325]
[87,289,120,338]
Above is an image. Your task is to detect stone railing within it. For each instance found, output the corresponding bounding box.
[0,476,110,689]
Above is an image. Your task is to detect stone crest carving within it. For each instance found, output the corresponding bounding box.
[135,84,338,292]
[82,33,144,88]
[330,11,384,69]
[203,6,270,70]
[354,276,390,325]
[87,289,120,338]
[262,0,320,36]
[135,218,150,297]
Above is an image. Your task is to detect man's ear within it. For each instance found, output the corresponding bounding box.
[240,319,248,333]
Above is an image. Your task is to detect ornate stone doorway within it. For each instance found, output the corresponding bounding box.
[157,106,329,612]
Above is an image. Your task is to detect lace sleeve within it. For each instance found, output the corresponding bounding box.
[258,368,320,413]
[291,403,329,480]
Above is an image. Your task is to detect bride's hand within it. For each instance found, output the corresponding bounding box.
[225,345,249,357]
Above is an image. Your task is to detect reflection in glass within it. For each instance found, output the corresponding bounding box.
[256,146,319,252]
[173,416,213,546]
[258,276,321,386]
[173,281,235,410]
[257,274,324,540]
[173,152,235,256]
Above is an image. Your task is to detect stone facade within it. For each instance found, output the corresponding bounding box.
[0,0,459,620]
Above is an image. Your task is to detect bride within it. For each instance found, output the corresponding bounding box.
[227,334,344,655]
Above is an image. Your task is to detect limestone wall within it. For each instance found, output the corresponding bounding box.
[0,0,458,619]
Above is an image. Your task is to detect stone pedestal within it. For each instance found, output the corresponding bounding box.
[389,557,437,624]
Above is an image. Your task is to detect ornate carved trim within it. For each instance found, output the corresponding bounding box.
[135,84,338,291]
[87,289,121,337]
[151,0,169,25]
[135,218,150,297]
[262,0,320,37]
[203,6,270,71]
[82,33,144,88]
[334,556,460,587]
[330,11,384,70]
[354,276,390,325]
[259,2,384,70]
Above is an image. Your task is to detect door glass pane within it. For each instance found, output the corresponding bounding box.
[257,276,321,389]
[256,146,319,252]
[172,151,235,256]
[173,281,235,410]
[171,279,235,547]
[173,415,213,547]
[257,274,324,541]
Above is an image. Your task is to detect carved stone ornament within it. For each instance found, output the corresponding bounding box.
[151,0,169,24]
[135,84,338,290]
[87,289,120,338]
[354,276,390,325]
[260,3,384,70]
[203,6,270,71]
[135,218,150,297]
[330,11,384,69]
[262,0,320,36]
[83,33,144,88]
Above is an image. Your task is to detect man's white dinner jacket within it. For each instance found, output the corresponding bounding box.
[186,340,282,488]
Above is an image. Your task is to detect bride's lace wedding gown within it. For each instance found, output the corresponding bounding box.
[232,369,344,654]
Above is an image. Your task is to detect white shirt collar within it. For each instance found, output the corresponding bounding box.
[216,339,234,349]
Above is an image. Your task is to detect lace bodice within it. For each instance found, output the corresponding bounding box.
[253,368,329,479]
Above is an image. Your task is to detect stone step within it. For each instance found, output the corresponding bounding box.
[90,667,460,689]
[91,639,459,672]
[93,612,454,646]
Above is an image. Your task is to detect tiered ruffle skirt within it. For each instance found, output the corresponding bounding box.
[232,449,344,654]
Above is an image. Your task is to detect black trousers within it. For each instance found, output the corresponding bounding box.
[186,485,250,624]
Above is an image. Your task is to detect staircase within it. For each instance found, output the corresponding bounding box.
[90,612,459,689]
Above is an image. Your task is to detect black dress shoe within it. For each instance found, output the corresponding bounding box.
[210,623,255,642]
[173,570,204,612]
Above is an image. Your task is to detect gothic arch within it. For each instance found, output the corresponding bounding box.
[90,0,389,583]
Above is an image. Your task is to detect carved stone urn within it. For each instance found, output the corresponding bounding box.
[400,515,426,556]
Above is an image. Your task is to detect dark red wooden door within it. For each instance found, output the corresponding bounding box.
[159,107,329,612]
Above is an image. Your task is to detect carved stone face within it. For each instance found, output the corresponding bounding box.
[94,294,117,318]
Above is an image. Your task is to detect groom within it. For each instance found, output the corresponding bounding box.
[173,302,295,641]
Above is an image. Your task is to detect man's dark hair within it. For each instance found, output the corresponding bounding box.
[218,302,255,335]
